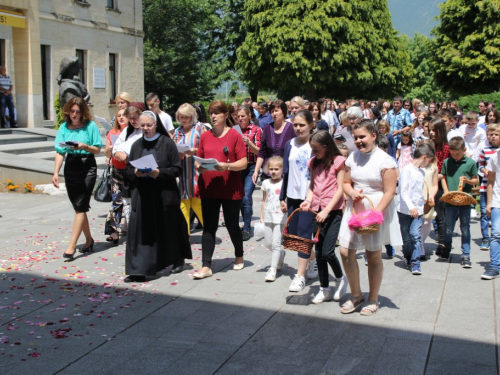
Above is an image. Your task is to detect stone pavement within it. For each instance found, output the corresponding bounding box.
[0,191,498,375]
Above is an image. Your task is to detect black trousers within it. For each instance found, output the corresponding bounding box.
[313,209,344,287]
[201,199,243,267]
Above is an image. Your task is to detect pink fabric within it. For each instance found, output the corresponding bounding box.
[308,155,346,211]
[348,209,384,230]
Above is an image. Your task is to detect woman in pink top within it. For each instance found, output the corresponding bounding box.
[300,131,348,304]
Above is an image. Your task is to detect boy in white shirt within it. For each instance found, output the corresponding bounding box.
[145,92,174,136]
[484,150,500,279]
[397,143,436,275]
[459,111,486,157]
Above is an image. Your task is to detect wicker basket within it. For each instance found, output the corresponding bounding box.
[351,196,381,235]
[423,181,434,215]
[283,208,320,255]
[439,176,478,206]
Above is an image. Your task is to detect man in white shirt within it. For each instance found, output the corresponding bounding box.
[0,65,16,128]
[145,92,174,136]
[459,111,486,157]
[440,108,463,142]
[479,100,488,124]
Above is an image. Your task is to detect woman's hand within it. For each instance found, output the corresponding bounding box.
[350,189,364,202]
[134,168,145,178]
[76,142,88,151]
[252,171,259,185]
[487,203,492,218]
[316,210,329,223]
[52,174,59,189]
[243,136,250,145]
[196,165,207,174]
[280,201,287,213]
[149,169,160,179]
[214,162,228,172]
[300,201,310,212]
[185,148,197,156]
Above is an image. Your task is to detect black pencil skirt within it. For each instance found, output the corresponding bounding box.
[64,153,97,212]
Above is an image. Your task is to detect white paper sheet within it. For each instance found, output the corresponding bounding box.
[129,154,158,171]
[95,115,112,132]
[339,131,357,152]
[193,156,219,171]
[176,143,191,153]
[232,125,243,135]
[110,134,119,145]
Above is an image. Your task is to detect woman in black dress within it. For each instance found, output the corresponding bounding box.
[124,111,191,283]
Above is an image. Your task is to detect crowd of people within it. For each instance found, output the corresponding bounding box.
[52,92,500,316]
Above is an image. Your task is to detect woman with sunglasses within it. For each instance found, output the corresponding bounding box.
[123,111,191,283]
[194,101,248,278]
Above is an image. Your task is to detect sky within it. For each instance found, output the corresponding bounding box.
[387,0,443,37]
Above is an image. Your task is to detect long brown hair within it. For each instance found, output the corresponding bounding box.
[309,130,342,171]
[62,97,92,124]
[430,118,447,149]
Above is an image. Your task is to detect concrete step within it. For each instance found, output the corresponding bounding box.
[0,134,48,145]
[25,151,56,160]
[0,141,55,154]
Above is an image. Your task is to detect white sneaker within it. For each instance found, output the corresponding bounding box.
[265,267,277,282]
[312,288,332,304]
[333,275,348,301]
[277,250,286,271]
[306,258,318,279]
[471,208,477,218]
[289,274,306,292]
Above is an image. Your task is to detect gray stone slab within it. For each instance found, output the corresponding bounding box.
[5,359,67,375]
[428,341,497,367]
[425,359,497,375]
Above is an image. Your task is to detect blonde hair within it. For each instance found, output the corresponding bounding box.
[487,123,500,133]
[175,103,197,127]
[115,92,134,104]
[264,156,283,174]
[290,96,305,107]
[377,119,390,135]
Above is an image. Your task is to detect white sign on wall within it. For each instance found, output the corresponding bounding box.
[93,67,106,89]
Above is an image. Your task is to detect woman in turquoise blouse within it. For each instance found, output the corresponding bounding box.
[53,97,102,260]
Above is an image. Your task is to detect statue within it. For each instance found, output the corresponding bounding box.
[56,56,90,110]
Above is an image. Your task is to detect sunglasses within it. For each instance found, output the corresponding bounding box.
[140,123,155,128]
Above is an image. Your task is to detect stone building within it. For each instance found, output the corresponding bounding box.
[0,0,144,128]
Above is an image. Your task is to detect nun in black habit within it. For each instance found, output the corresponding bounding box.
[124,110,191,283]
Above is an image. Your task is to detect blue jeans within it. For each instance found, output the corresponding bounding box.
[398,212,422,267]
[240,163,256,232]
[444,205,471,257]
[0,93,15,127]
[489,208,500,270]
[480,192,490,241]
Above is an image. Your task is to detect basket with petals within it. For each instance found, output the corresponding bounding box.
[439,176,478,206]
[348,196,384,235]
[283,208,320,255]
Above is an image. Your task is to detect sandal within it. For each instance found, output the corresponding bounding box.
[340,295,365,314]
[360,300,380,316]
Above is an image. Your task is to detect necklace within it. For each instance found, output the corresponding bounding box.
[212,127,230,165]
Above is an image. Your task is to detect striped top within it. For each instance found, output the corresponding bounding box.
[173,122,207,199]
[477,141,499,192]
[0,74,12,90]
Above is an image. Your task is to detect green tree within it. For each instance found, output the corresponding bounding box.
[236,0,414,100]
[429,0,500,96]
[143,0,221,112]
[229,81,240,98]
[401,33,447,103]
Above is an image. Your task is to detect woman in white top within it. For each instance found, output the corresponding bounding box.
[339,119,402,316]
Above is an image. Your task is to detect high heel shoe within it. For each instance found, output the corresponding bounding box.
[79,239,94,253]
[63,249,76,261]
[106,234,119,244]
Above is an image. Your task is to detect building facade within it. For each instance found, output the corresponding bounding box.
[0,0,144,128]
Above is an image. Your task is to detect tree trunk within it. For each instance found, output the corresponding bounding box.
[305,84,316,101]
[249,87,259,102]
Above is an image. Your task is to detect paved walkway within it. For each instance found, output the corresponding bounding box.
[0,191,498,375]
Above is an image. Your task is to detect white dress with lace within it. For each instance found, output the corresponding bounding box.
[339,147,403,251]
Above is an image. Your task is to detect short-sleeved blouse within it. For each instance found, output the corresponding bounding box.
[257,122,296,174]
[107,128,127,169]
[308,155,346,211]
[54,121,102,155]
[197,128,247,200]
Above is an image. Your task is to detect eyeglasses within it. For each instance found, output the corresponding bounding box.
[140,123,155,128]
[347,117,358,122]
[70,110,81,114]
[404,104,411,107]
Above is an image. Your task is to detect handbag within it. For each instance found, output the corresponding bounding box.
[94,166,112,202]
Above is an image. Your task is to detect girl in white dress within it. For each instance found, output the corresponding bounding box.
[339,120,403,315]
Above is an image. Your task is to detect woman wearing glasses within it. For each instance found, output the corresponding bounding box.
[53,97,102,260]
[123,111,191,283]
[335,106,363,135]
[194,101,248,278]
